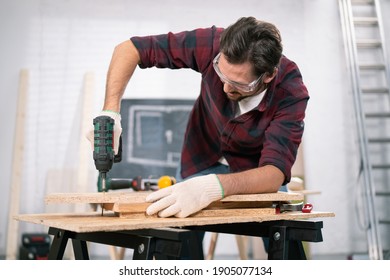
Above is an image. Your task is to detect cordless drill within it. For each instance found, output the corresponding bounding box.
[93,115,122,192]
[97,175,176,192]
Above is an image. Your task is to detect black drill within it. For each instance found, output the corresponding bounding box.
[97,175,176,192]
[93,115,122,192]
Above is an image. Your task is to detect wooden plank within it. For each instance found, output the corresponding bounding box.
[104,202,150,212]
[196,207,275,217]
[44,192,307,226]
[104,201,273,213]
[45,192,304,221]
[101,198,275,219]
[118,207,275,219]
[45,192,151,204]
[14,211,336,233]
[6,69,28,260]
[208,201,273,209]
[75,72,94,211]
[221,192,303,202]
[45,191,303,205]
[290,190,322,195]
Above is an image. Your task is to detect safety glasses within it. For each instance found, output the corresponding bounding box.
[213,53,264,93]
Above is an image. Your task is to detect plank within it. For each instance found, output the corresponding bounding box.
[118,207,275,219]
[75,72,94,210]
[14,211,336,233]
[103,202,150,212]
[221,192,303,202]
[101,197,275,218]
[104,201,273,213]
[209,201,272,209]
[6,69,28,260]
[290,190,322,195]
[45,192,303,219]
[45,191,304,205]
[45,192,151,204]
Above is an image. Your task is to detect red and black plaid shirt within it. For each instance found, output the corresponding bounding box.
[131,26,309,184]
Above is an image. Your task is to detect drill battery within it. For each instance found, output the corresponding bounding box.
[19,233,51,260]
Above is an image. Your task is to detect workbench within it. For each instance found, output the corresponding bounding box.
[15,209,334,260]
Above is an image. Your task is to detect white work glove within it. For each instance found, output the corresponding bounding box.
[146,174,224,218]
[86,110,122,155]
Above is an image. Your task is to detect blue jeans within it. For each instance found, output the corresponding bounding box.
[175,162,231,182]
[176,162,287,256]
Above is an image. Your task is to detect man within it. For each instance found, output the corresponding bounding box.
[89,17,309,219]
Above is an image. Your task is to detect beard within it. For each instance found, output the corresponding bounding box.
[225,83,266,102]
[225,91,251,102]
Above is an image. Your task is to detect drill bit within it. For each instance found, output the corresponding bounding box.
[101,172,107,192]
[101,173,106,216]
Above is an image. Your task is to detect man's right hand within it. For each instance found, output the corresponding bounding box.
[86,110,122,155]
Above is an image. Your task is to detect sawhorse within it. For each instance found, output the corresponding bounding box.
[47,219,324,260]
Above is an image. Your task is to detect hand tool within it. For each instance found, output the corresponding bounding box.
[97,175,176,192]
[274,201,303,214]
[274,201,313,214]
[93,115,122,193]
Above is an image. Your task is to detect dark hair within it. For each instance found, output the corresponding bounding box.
[220,17,283,76]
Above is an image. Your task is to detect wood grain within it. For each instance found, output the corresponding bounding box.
[45,191,303,218]
[45,192,151,204]
[117,207,275,219]
[45,191,304,204]
[14,211,335,233]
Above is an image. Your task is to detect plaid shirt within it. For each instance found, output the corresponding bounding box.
[131,26,309,184]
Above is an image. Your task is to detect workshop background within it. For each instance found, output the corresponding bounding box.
[1,0,390,260]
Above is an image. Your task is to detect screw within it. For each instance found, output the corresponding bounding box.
[138,243,145,254]
[273,232,280,241]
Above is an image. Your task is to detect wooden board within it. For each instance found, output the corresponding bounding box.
[14,210,335,233]
[7,69,29,260]
[75,72,94,211]
[45,191,151,204]
[105,201,274,213]
[290,190,322,195]
[101,200,275,218]
[45,191,304,204]
[118,208,276,219]
[44,191,303,218]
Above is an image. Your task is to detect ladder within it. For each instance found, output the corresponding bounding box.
[338,0,390,260]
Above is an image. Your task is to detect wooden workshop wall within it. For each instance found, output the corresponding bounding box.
[1,0,389,259]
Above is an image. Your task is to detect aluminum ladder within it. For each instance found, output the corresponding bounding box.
[338,0,390,260]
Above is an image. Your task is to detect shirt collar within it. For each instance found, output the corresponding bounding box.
[236,88,267,117]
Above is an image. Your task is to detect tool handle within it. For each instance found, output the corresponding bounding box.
[97,175,176,192]
[93,116,115,172]
[109,178,134,190]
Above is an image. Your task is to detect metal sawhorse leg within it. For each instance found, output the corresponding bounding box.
[47,227,204,260]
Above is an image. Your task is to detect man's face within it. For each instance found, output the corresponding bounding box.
[213,53,264,102]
